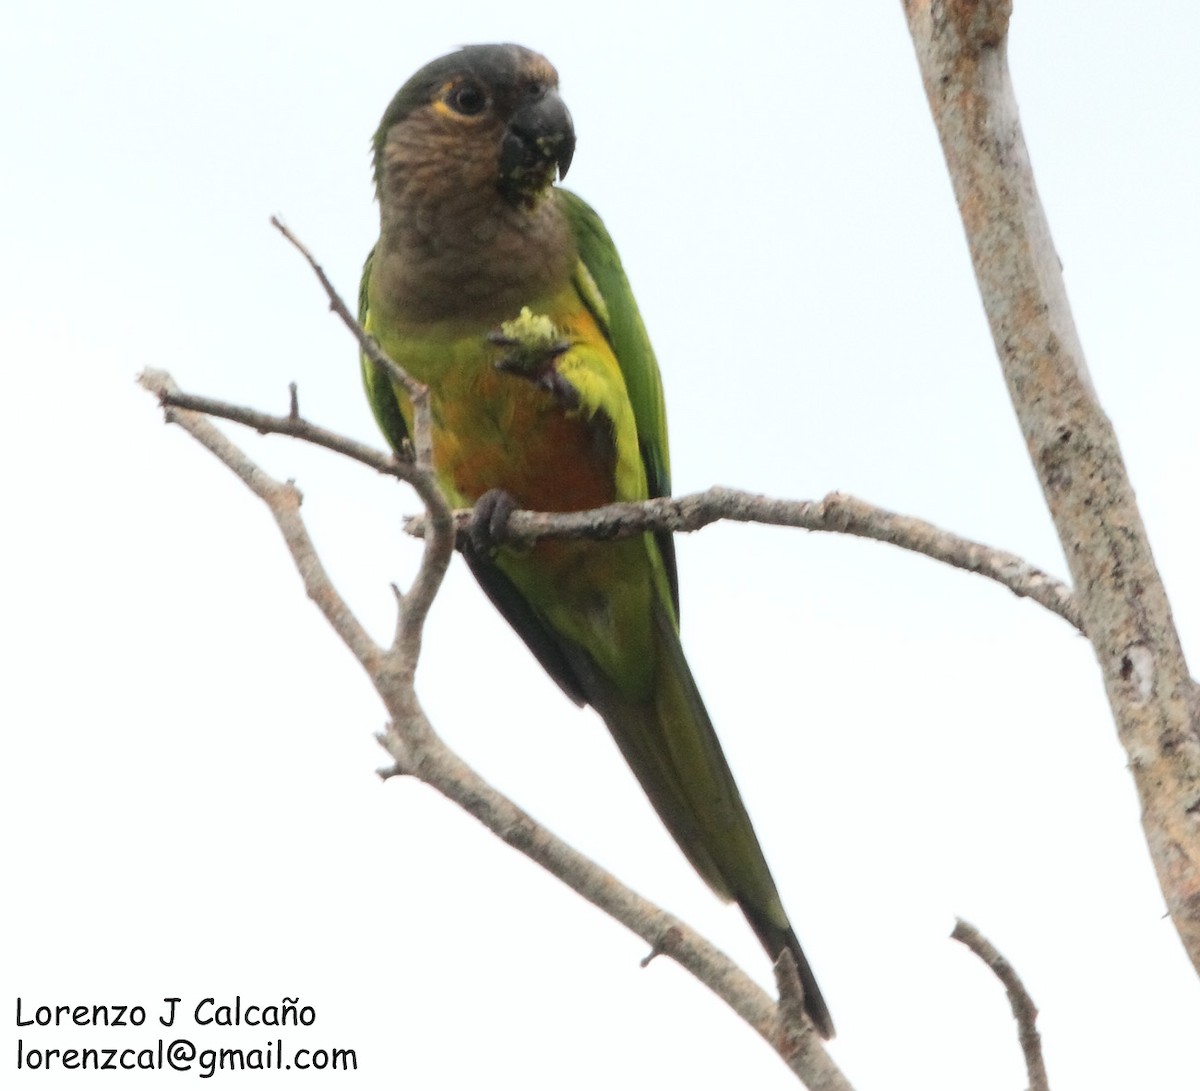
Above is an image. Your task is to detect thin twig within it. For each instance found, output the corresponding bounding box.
[772,951,847,1090]
[138,369,384,675]
[268,216,435,472]
[952,918,1050,1091]
[267,216,453,662]
[152,372,1081,632]
[410,488,1082,632]
[155,369,1080,636]
[159,386,412,480]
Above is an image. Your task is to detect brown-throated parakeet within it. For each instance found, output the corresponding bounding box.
[359,44,833,1038]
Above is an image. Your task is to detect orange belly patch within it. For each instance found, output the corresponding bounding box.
[433,363,617,514]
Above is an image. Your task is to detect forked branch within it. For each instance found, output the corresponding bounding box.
[149,378,1083,634]
[136,366,851,1089]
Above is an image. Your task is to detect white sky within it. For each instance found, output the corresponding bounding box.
[3,2,1198,1088]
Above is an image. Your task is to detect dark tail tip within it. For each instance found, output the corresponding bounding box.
[741,907,835,1039]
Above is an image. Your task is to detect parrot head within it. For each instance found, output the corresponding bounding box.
[373,44,575,211]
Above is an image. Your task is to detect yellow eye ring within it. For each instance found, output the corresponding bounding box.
[444,80,487,117]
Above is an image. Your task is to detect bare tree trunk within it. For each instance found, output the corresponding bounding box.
[901,0,1200,973]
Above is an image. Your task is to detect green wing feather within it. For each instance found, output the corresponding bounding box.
[557,189,670,500]
[358,244,412,456]
[558,188,679,616]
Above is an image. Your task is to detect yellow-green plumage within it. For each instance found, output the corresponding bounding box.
[360,43,833,1037]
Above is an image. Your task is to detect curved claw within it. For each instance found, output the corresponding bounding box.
[466,488,518,557]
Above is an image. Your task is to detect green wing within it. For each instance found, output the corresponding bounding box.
[558,189,670,499]
[357,244,412,455]
[558,189,679,617]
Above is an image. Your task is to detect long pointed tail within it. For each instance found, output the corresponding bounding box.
[564,600,834,1038]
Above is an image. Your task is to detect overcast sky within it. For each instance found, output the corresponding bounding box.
[4,3,1198,1088]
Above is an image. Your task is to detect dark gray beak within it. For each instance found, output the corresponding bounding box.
[499,88,576,199]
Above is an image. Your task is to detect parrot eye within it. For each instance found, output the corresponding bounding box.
[447,81,488,116]
[524,80,545,99]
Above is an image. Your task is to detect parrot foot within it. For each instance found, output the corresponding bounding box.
[466,488,518,556]
[488,308,578,411]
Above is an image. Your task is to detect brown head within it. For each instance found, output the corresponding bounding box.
[370,45,578,323]
[373,44,575,213]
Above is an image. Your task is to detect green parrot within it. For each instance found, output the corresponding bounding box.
[359,44,833,1038]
